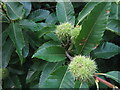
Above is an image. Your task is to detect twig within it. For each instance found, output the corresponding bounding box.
[65,51,73,61]
[94,75,120,90]
[95,79,99,90]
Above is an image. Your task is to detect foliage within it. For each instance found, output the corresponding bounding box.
[1,1,120,89]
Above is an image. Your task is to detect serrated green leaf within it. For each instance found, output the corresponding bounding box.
[19,19,41,31]
[28,9,50,22]
[44,32,60,41]
[35,25,56,38]
[37,23,48,27]
[39,62,63,88]
[32,45,66,62]
[21,2,31,17]
[5,2,25,20]
[77,2,98,25]
[41,66,75,88]
[105,71,120,83]
[36,41,61,51]
[45,13,58,25]
[75,2,111,55]
[2,39,14,68]
[109,2,120,20]
[56,0,75,25]
[91,42,120,59]
[39,62,58,88]
[8,22,25,64]
[107,19,120,36]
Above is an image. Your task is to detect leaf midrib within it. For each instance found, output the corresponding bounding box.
[105,73,120,82]
[59,68,68,88]
[62,2,68,22]
[79,3,107,54]
[6,3,20,18]
[40,62,59,87]
[12,23,21,51]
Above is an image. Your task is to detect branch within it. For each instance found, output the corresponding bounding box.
[65,51,73,61]
[94,75,120,90]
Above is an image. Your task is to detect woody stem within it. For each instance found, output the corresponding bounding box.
[93,75,120,90]
[65,51,73,61]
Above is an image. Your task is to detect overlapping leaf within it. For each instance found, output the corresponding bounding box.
[5,2,25,20]
[91,42,120,59]
[99,71,120,84]
[41,66,75,88]
[32,41,66,62]
[8,22,25,63]
[19,19,40,31]
[21,2,31,17]
[28,9,50,22]
[109,2,120,20]
[3,75,21,88]
[2,39,15,68]
[36,25,56,38]
[77,2,98,24]
[44,32,59,41]
[39,62,63,88]
[56,0,75,25]
[45,13,58,25]
[107,19,120,36]
[105,71,120,83]
[106,3,120,36]
[75,2,111,55]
